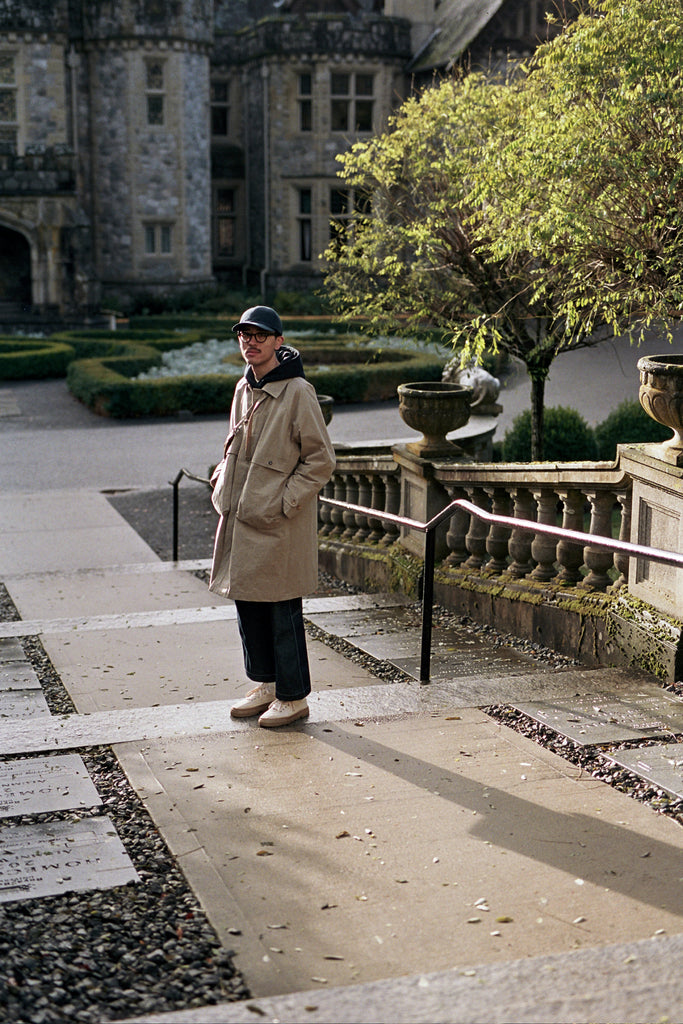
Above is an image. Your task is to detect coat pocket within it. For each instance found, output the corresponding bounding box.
[236,452,295,529]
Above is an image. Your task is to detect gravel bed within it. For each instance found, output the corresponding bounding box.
[0,586,249,1023]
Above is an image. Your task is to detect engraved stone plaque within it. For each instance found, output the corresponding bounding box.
[514,687,683,746]
[0,663,42,691]
[0,817,138,902]
[606,744,683,800]
[0,755,101,818]
[0,689,50,720]
[0,638,28,666]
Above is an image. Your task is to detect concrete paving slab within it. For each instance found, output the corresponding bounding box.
[0,816,138,903]
[0,682,431,755]
[514,681,683,745]
[6,564,218,620]
[0,754,101,817]
[0,604,237,639]
[115,711,683,1000]
[114,931,683,1024]
[0,490,159,575]
[39,620,382,714]
[606,741,683,800]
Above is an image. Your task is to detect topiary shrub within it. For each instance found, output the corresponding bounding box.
[0,338,75,380]
[66,344,444,417]
[594,398,671,460]
[502,406,598,462]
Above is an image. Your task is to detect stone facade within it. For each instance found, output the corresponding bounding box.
[0,0,567,315]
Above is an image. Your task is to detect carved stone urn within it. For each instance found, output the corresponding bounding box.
[316,394,334,426]
[637,354,683,466]
[397,381,473,458]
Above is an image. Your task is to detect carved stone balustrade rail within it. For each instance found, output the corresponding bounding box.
[319,454,631,592]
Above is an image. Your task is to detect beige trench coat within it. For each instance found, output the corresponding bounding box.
[209,374,336,602]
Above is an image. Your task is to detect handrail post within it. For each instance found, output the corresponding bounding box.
[172,470,181,562]
[420,526,436,684]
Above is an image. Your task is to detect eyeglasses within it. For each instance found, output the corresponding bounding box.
[237,329,273,343]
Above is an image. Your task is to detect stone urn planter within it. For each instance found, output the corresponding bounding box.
[316,393,334,426]
[397,381,473,457]
[637,354,683,466]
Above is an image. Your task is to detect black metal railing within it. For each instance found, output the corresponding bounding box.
[170,468,211,562]
[319,495,683,685]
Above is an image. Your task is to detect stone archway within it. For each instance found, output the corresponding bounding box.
[0,225,32,309]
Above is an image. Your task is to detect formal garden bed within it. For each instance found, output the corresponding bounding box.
[0,318,447,418]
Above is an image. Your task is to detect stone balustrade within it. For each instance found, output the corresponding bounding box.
[320,451,632,592]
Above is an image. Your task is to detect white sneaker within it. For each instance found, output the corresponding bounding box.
[230,683,276,719]
[258,698,309,728]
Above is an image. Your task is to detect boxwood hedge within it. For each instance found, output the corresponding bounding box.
[67,345,444,417]
[1,320,446,417]
[0,338,75,379]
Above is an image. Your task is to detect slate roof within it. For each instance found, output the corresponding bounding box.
[408,0,506,72]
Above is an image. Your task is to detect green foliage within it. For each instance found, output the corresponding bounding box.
[65,330,443,417]
[479,0,683,338]
[0,338,74,380]
[502,407,598,463]
[324,0,683,459]
[594,399,672,460]
[272,290,331,315]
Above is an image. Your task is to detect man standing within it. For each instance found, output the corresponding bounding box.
[209,305,336,727]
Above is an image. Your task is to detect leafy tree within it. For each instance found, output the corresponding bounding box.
[481,0,683,342]
[324,0,683,459]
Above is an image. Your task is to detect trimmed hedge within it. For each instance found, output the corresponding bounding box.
[594,398,671,460]
[502,406,599,462]
[67,345,444,417]
[0,338,75,380]
[0,328,210,382]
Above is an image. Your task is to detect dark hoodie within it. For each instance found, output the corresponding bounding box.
[245,344,306,388]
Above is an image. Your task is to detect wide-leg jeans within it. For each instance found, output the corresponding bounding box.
[234,597,312,702]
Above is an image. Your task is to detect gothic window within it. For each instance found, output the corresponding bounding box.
[330,72,374,133]
[145,59,165,126]
[298,188,312,262]
[144,223,173,255]
[215,187,236,257]
[211,79,229,136]
[298,72,312,132]
[0,53,17,148]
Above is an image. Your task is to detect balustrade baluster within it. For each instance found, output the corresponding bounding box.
[380,470,400,546]
[611,488,632,590]
[484,487,512,574]
[367,471,386,544]
[329,472,346,538]
[464,488,489,571]
[505,487,535,577]
[581,489,617,591]
[318,479,334,536]
[530,487,559,581]
[555,488,586,584]
[342,475,359,540]
[443,485,469,566]
[354,473,372,543]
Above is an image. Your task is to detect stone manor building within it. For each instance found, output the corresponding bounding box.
[0,1,568,320]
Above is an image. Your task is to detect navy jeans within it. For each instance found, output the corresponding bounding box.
[234,597,312,702]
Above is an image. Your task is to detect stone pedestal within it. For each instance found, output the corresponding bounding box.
[620,443,683,620]
[392,444,462,561]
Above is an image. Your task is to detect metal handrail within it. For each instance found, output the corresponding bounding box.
[320,495,683,684]
[170,468,211,562]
